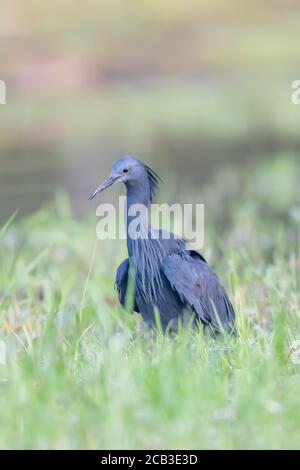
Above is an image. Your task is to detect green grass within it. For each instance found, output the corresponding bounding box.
[0,159,300,450]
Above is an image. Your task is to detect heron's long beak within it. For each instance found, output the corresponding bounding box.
[89,175,120,200]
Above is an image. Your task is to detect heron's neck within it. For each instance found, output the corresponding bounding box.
[125,183,152,258]
[126,180,151,207]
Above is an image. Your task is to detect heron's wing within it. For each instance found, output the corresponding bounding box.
[115,259,139,313]
[163,253,235,332]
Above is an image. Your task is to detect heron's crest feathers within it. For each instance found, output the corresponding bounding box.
[145,165,162,203]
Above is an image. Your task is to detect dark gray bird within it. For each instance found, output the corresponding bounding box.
[89,156,235,334]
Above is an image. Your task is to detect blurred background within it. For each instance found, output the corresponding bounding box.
[0,0,299,223]
[1,2,300,450]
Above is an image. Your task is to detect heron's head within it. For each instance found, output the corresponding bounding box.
[89,156,161,203]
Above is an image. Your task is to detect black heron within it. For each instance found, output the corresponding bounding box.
[89,156,235,334]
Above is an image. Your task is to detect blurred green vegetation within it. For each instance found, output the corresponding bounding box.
[0,0,300,449]
[0,0,300,219]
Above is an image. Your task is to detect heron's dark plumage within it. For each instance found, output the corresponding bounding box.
[90,155,235,334]
[116,259,140,313]
[163,252,235,331]
[144,165,162,203]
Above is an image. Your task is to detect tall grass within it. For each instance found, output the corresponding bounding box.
[0,159,299,449]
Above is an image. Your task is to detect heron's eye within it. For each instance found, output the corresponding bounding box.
[123,168,129,173]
